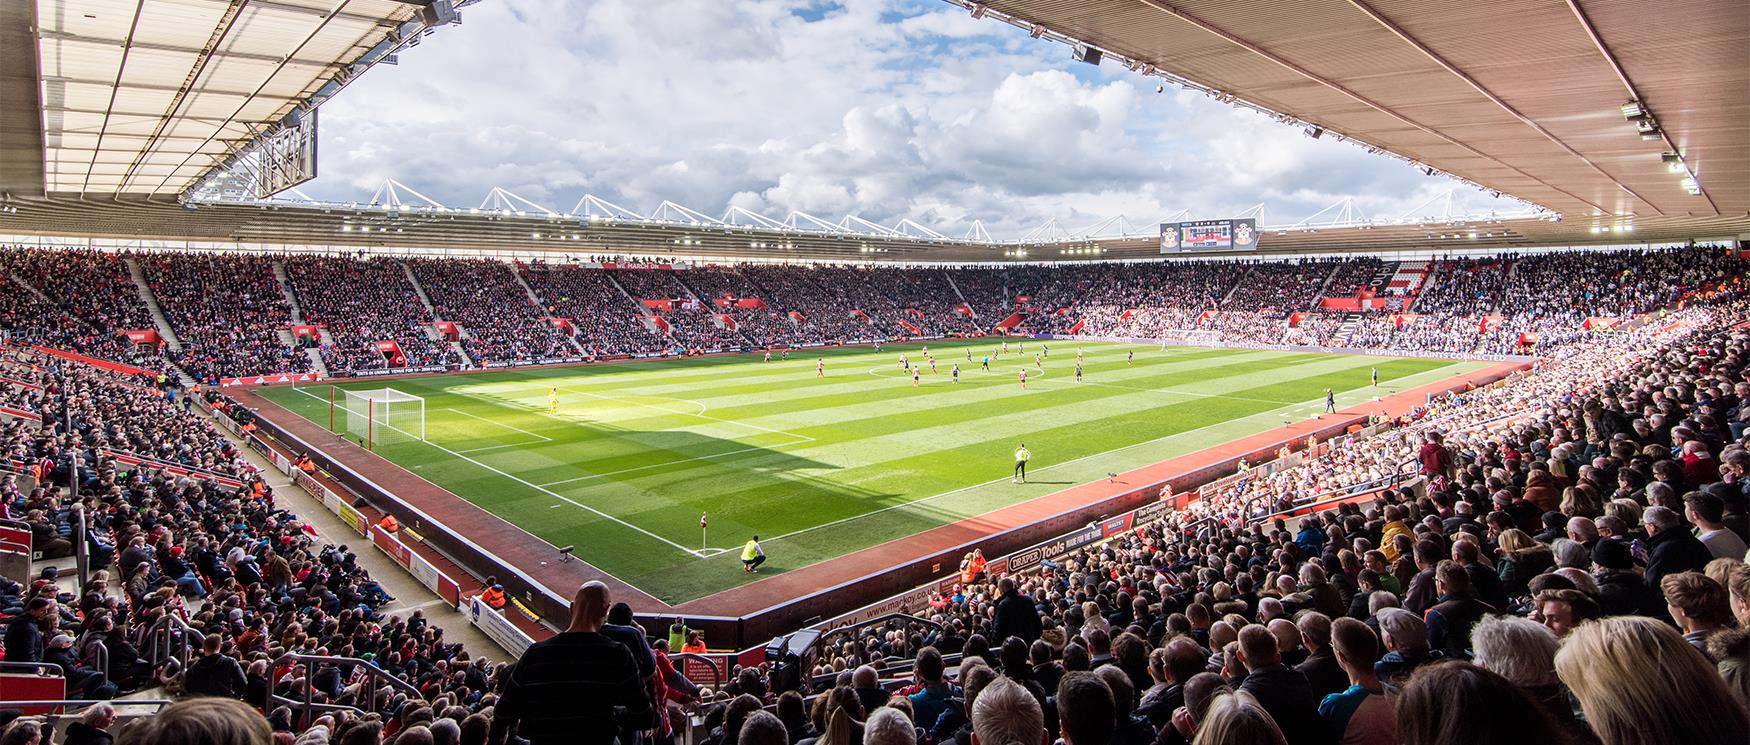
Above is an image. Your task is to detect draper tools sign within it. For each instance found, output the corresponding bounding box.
[1159,219,1259,253]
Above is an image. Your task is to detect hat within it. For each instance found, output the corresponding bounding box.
[169,545,184,556]
[48,634,74,649]
[1592,539,1633,571]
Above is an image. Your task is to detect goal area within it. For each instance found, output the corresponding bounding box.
[344,388,425,447]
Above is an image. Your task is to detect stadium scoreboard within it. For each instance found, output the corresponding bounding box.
[1159,218,1259,253]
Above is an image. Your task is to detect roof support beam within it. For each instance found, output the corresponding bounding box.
[119,0,248,192]
[0,0,46,196]
[1133,0,1618,218]
[1560,0,1717,215]
[1343,0,1658,217]
[81,0,148,193]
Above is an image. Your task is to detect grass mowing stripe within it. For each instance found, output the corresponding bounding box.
[255,342,1487,602]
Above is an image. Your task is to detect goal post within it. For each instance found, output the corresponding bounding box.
[343,388,425,448]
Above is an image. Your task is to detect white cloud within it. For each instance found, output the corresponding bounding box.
[301,0,1521,238]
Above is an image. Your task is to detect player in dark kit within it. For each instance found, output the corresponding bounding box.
[1074,363,1083,382]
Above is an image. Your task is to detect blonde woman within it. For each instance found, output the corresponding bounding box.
[1190,690,1286,745]
[1554,616,1749,745]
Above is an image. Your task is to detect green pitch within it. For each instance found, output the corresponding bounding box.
[256,340,1484,603]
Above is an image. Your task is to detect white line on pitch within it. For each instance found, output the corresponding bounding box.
[445,408,553,441]
[533,437,811,488]
[733,360,1471,550]
[557,386,816,443]
[287,388,701,556]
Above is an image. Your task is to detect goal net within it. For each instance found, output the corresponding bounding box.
[343,388,425,447]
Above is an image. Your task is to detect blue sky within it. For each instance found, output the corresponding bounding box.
[299,0,1520,238]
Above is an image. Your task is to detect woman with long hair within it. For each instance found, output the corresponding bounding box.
[1189,690,1286,745]
[1555,616,1749,745]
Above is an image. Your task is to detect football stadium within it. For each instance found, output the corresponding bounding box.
[0,0,1747,743]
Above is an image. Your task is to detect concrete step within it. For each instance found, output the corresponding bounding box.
[125,257,183,353]
[273,261,304,324]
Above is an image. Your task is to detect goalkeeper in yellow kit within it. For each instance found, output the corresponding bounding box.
[548,388,558,414]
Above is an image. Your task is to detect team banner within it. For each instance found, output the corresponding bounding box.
[1159,218,1259,253]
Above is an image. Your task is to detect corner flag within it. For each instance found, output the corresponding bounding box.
[700,512,708,528]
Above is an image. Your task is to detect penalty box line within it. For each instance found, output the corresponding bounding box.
[288,387,708,557]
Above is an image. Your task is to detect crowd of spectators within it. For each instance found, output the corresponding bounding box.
[140,254,311,383]
[636,295,1748,745]
[286,257,460,374]
[518,264,671,357]
[0,244,1744,389]
[0,344,509,744]
[0,247,1746,745]
[409,259,575,366]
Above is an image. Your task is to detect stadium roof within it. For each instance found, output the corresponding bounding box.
[1,0,440,198]
[957,0,1748,229]
[0,0,1745,260]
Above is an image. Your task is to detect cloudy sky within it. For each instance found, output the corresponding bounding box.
[300,0,1521,239]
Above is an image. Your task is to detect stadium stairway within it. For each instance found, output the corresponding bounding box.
[123,257,183,354]
[511,267,587,356]
[942,271,978,322]
[271,261,304,323]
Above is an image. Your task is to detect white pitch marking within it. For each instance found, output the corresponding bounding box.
[532,439,810,488]
[557,386,816,442]
[721,359,1472,550]
[289,387,702,556]
[445,407,553,441]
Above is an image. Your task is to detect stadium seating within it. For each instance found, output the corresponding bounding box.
[3,245,1742,381]
[0,244,1745,745]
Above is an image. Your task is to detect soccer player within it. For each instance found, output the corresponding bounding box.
[966,349,972,362]
[1126,350,1134,366]
[951,364,960,383]
[1371,366,1378,387]
[912,366,921,387]
[1076,348,1084,363]
[1075,363,1083,382]
[741,536,766,573]
[1013,443,1031,483]
[929,358,937,374]
[1324,387,1336,413]
[763,350,771,362]
[1034,353,1042,369]
[816,358,825,377]
[980,355,990,371]
[1042,344,1049,358]
[1018,369,1027,389]
[781,349,789,361]
[1002,340,1009,355]
[875,341,882,353]
[548,387,558,414]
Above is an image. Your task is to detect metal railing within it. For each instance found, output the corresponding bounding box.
[144,615,199,681]
[266,652,425,724]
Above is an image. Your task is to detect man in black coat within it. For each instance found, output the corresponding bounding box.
[1642,505,1713,589]
[1237,625,1332,745]
[3,597,53,663]
[1424,562,1496,656]
[1293,612,1349,700]
[991,578,1042,644]
[183,633,247,700]
[1591,540,1663,617]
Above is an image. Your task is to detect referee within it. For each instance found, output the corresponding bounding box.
[1013,443,1032,484]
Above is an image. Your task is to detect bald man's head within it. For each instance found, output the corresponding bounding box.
[570,581,612,632]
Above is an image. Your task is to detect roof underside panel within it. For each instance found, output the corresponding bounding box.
[31,0,420,196]
[981,0,1749,224]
